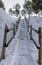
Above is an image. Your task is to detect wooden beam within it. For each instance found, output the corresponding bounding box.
[38,27,42,64]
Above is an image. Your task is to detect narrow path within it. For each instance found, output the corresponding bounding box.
[0,19,39,65]
[14,19,39,65]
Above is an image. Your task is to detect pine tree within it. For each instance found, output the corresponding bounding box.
[32,0,42,14]
[0,0,5,9]
[13,3,21,16]
[24,1,32,21]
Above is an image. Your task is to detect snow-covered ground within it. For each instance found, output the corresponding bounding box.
[0,8,42,65]
[0,8,18,59]
[0,18,38,65]
[0,8,18,29]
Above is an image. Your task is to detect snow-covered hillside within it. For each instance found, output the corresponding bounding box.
[0,8,42,65]
[0,8,18,28]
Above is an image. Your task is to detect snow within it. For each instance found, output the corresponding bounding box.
[0,8,18,29]
[0,8,17,59]
[0,8,42,65]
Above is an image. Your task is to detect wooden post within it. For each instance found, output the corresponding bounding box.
[28,22,29,32]
[13,24,15,38]
[1,24,7,59]
[25,16,27,21]
[38,27,42,65]
[16,22,18,32]
[18,16,21,22]
[30,25,32,40]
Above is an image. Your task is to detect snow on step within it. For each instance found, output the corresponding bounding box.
[0,22,5,58]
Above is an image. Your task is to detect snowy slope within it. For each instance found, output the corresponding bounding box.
[0,8,17,59]
[0,8,42,65]
[0,19,39,65]
[30,16,42,29]
[29,16,42,47]
[0,8,18,29]
[26,16,42,48]
[0,8,12,24]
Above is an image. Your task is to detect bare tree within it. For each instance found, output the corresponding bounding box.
[9,8,13,17]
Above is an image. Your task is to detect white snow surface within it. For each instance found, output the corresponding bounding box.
[0,8,42,65]
[0,8,17,58]
[0,8,18,29]
[0,19,38,65]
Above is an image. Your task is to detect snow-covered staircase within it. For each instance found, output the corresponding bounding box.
[0,19,39,65]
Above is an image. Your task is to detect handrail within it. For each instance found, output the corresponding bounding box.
[6,24,19,47]
[32,37,40,49]
[0,16,21,61]
[0,24,7,60]
[27,21,42,65]
[25,18,42,65]
[6,16,21,47]
[32,27,39,33]
[29,25,40,49]
[5,37,14,47]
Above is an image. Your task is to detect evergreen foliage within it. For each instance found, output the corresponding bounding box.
[0,0,5,9]
[32,0,42,13]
